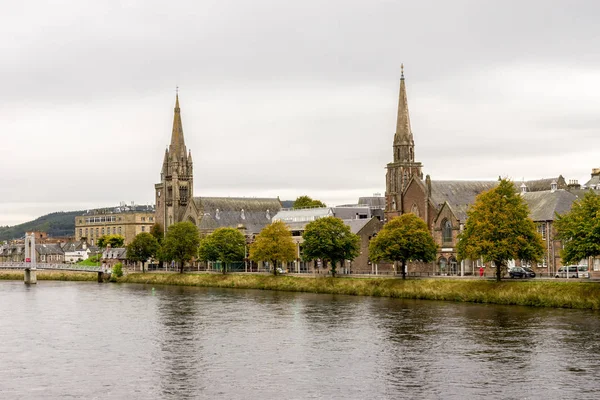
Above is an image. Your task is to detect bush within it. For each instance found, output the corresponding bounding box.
[112,262,123,278]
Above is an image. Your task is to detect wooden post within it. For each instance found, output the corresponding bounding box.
[98,271,103,283]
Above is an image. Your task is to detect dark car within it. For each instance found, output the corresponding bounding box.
[509,267,534,279]
[521,267,536,278]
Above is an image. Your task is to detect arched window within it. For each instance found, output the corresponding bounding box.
[448,256,458,275]
[410,203,420,217]
[442,219,453,243]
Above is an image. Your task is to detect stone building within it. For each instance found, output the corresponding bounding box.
[272,206,382,273]
[383,67,585,277]
[74,204,155,246]
[154,94,280,237]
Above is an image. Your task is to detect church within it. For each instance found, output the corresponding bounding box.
[384,66,581,277]
[154,94,281,237]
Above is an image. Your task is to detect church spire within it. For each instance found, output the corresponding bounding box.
[169,89,187,158]
[394,64,413,144]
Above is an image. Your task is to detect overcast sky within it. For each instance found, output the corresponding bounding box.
[1,0,599,226]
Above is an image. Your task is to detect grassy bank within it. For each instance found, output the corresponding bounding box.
[118,273,600,310]
[0,270,97,281]
[3,270,599,309]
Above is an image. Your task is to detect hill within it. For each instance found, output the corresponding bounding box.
[0,210,83,241]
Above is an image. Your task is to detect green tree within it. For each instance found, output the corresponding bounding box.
[293,195,326,209]
[126,232,160,273]
[150,223,164,244]
[457,179,545,281]
[369,214,437,280]
[302,216,360,277]
[555,191,600,265]
[161,221,201,273]
[97,234,125,248]
[250,221,297,275]
[112,262,124,278]
[197,228,245,274]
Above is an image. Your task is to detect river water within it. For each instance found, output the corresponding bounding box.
[1,281,599,399]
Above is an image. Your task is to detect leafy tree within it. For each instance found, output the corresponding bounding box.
[150,223,164,244]
[250,221,296,275]
[555,191,600,265]
[198,228,245,274]
[369,214,437,280]
[293,195,326,209]
[457,179,544,281]
[161,222,201,273]
[97,234,125,248]
[302,216,360,277]
[126,232,160,273]
[112,262,124,278]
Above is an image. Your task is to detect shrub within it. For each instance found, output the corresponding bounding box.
[112,262,123,278]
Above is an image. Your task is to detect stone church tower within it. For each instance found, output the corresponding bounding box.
[385,65,423,221]
[155,93,194,233]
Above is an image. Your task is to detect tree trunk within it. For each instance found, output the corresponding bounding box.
[142,261,145,274]
[179,260,184,274]
[402,260,407,280]
[495,260,502,282]
[272,260,278,276]
[331,260,337,277]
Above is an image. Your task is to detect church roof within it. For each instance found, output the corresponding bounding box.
[193,197,281,234]
[430,180,498,221]
[521,176,566,192]
[521,190,577,221]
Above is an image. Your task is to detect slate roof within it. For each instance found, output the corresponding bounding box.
[430,180,498,221]
[358,196,386,209]
[522,190,577,221]
[521,176,566,192]
[36,244,64,255]
[103,247,127,259]
[281,218,372,234]
[194,197,281,234]
[273,207,334,223]
[584,174,600,189]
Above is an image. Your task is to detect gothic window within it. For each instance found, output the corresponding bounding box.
[409,147,413,162]
[392,199,396,210]
[410,203,420,217]
[442,219,452,243]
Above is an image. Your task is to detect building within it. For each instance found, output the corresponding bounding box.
[272,205,383,273]
[74,203,156,246]
[154,94,280,237]
[383,67,587,277]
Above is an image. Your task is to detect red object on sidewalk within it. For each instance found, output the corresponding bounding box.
[479,267,484,277]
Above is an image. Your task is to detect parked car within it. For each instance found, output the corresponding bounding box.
[509,267,532,279]
[555,265,583,278]
[521,267,536,278]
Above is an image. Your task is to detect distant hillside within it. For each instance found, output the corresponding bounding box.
[0,210,84,241]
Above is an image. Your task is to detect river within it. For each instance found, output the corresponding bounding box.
[0,281,599,399]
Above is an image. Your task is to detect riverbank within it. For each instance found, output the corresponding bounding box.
[3,270,599,309]
[119,273,600,310]
[0,270,97,281]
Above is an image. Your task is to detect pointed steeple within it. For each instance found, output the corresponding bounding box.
[394,64,413,145]
[169,90,187,158]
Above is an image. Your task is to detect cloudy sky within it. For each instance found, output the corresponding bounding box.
[1,0,599,226]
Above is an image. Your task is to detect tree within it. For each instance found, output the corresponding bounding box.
[369,214,437,280]
[150,223,164,244]
[97,234,125,248]
[249,221,296,275]
[302,216,360,277]
[161,222,201,273]
[555,191,600,265]
[293,195,326,209]
[197,228,245,274]
[126,232,160,273]
[457,179,545,282]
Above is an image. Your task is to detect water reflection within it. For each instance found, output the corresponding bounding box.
[1,282,600,399]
